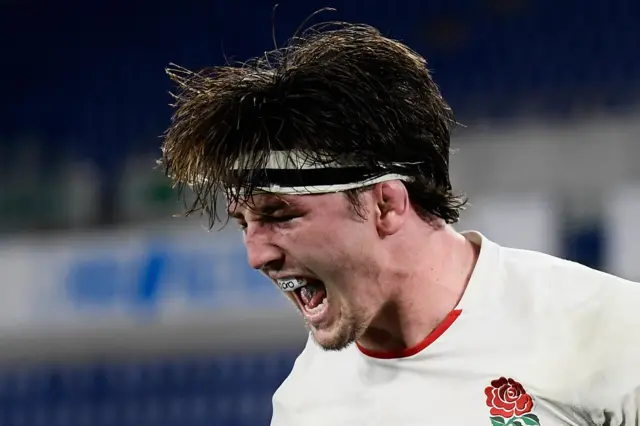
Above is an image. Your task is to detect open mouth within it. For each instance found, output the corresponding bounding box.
[277,277,328,317]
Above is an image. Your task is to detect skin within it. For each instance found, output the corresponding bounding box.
[229,181,480,353]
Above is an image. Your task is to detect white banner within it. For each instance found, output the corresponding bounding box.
[0,226,289,334]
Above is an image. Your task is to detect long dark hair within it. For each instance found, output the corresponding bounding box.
[161,22,466,228]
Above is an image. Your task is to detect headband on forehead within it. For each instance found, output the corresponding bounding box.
[231,150,417,195]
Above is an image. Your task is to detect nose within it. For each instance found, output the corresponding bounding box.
[244,226,285,271]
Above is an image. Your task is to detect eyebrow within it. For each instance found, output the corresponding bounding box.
[228,197,299,219]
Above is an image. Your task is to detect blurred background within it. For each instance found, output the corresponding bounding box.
[1,0,639,424]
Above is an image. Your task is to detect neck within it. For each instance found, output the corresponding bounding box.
[356,224,480,354]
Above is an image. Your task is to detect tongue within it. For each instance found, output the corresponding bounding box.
[300,282,327,309]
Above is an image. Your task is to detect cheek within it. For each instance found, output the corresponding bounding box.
[279,226,345,275]
[322,226,377,278]
[281,216,377,274]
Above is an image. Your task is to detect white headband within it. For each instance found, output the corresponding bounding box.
[232,150,415,195]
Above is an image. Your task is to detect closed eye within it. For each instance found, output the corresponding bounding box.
[262,215,296,223]
[234,215,296,232]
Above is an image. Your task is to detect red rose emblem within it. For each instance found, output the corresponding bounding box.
[484,377,534,418]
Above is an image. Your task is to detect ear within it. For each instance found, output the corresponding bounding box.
[372,181,409,236]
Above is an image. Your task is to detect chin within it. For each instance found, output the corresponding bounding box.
[309,319,361,352]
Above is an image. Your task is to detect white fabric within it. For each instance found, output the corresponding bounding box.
[231,150,415,194]
[271,232,640,426]
[255,173,413,195]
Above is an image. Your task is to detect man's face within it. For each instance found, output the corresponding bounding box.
[229,192,386,350]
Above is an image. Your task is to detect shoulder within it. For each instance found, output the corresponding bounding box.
[498,243,640,307]
[471,234,640,339]
[271,335,356,421]
[272,335,316,401]
[497,245,640,408]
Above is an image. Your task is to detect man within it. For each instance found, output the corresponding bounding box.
[161,22,640,426]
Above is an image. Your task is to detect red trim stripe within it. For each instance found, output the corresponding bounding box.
[356,309,462,359]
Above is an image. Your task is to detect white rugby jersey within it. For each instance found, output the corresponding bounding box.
[271,232,640,426]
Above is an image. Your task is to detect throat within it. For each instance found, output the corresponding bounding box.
[357,308,463,358]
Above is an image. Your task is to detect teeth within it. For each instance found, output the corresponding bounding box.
[277,278,307,292]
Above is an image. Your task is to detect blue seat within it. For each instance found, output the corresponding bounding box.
[0,348,301,426]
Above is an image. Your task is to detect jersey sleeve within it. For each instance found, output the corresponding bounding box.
[588,276,640,425]
[550,267,640,425]
[609,284,640,425]
[271,391,297,426]
[617,387,640,425]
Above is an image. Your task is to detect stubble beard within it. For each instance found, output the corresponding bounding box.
[308,307,368,351]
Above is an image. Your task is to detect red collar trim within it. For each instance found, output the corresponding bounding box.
[356,309,462,359]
